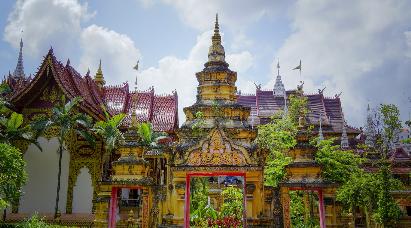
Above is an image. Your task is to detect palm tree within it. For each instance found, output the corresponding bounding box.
[0,112,42,151]
[32,96,94,218]
[92,108,125,181]
[137,122,166,147]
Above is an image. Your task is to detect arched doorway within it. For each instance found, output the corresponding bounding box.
[72,167,93,213]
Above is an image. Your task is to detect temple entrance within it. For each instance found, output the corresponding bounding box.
[289,190,321,227]
[282,187,326,228]
[108,186,146,228]
[185,172,246,228]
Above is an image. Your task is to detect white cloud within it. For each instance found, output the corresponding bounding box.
[227,51,254,72]
[79,25,141,84]
[272,0,411,126]
[162,0,281,31]
[4,0,94,57]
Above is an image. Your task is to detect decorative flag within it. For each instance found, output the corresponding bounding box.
[292,59,301,71]
[133,60,139,71]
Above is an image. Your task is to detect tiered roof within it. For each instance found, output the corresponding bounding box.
[237,89,359,135]
[7,48,178,132]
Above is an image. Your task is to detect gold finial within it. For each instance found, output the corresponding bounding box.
[94,59,105,87]
[212,13,221,44]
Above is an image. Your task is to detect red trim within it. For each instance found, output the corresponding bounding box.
[109,187,118,228]
[108,186,144,228]
[184,171,247,228]
[318,190,326,228]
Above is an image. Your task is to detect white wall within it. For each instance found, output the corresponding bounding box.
[19,137,70,214]
[72,167,93,213]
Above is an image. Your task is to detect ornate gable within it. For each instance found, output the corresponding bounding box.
[179,128,256,167]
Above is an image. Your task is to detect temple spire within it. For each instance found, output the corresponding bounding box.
[207,13,226,64]
[341,114,349,149]
[13,38,25,79]
[131,60,140,127]
[273,59,285,96]
[94,59,105,88]
[364,104,376,147]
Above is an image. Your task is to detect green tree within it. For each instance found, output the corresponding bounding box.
[374,104,403,227]
[32,96,95,218]
[92,109,125,181]
[220,186,243,219]
[256,94,307,187]
[314,138,364,183]
[0,143,26,221]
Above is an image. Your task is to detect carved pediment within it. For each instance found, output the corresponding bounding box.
[180,128,255,166]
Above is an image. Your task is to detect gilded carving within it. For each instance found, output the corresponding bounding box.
[185,129,252,166]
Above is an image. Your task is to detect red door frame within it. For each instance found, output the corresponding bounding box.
[108,186,143,228]
[288,187,326,228]
[184,171,247,228]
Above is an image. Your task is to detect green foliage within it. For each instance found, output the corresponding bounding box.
[190,178,218,226]
[288,94,309,125]
[220,186,243,219]
[378,104,402,157]
[336,171,378,211]
[373,164,403,226]
[256,94,307,187]
[0,112,42,151]
[191,111,205,136]
[16,214,71,227]
[290,191,319,228]
[0,143,26,210]
[313,138,364,183]
[190,178,244,227]
[137,122,152,145]
[92,109,125,154]
[0,83,12,114]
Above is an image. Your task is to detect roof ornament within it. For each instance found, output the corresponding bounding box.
[318,87,326,95]
[133,60,139,92]
[94,59,105,87]
[335,92,342,98]
[207,13,226,64]
[13,38,26,79]
[297,81,304,92]
[131,60,140,127]
[273,59,285,97]
[253,82,261,91]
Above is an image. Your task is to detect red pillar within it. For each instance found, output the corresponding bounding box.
[184,175,191,228]
[109,187,118,228]
[318,189,326,228]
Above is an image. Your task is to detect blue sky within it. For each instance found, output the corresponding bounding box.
[1,0,411,127]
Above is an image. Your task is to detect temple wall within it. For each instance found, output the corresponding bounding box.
[19,137,70,214]
[72,167,93,213]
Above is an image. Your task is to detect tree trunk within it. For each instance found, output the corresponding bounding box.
[3,209,6,222]
[364,206,370,228]
[54,143,63,218]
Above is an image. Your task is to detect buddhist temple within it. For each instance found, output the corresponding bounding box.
[2,15,410,228]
